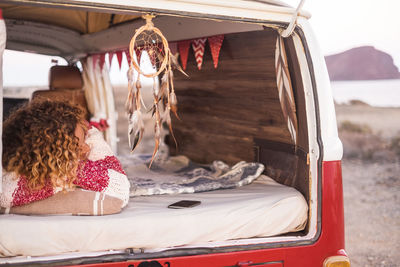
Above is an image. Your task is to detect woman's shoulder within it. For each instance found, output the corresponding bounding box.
[85,127,114,161]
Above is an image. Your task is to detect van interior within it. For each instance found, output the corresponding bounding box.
[0,3,313,264]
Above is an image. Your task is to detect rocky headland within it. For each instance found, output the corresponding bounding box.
[325,46,400,81]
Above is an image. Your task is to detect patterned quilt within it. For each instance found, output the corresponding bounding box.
[118,153,265,197]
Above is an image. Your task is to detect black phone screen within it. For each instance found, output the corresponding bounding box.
[167,200,201,209]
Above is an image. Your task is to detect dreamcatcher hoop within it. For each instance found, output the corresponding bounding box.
[129,14,169,78]
[126,14,184,168]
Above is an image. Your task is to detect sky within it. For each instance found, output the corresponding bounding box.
[285,0,400,66]
[3,0,400,86]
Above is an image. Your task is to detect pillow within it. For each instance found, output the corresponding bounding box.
[0,189,123,216]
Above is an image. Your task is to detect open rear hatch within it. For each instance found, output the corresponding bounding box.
[0,1,321,265]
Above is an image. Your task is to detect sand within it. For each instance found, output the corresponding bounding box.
[336,103,400,267]
[336,104,400,139]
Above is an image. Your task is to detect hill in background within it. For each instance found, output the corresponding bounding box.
[325,46,400,81]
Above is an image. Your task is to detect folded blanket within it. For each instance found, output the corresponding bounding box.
[119,153,264,197]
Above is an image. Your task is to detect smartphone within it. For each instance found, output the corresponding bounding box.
[168,200,201,209]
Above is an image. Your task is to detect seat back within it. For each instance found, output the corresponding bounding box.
[49,65,83,90]
[32,66,89,119]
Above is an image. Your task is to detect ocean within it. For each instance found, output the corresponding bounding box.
[331,79,400,107]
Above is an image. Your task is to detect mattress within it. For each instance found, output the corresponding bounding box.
[0,175,308,257]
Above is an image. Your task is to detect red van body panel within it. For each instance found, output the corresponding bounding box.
[74,161,345,267]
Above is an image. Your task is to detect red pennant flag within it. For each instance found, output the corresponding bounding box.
[92,54,100,69]
[108,52,114,68]
[192,38,207,70]
[116,50,123,69]
[125,49,131,66]
[178,40,191,70]
[134,47,142,65]
[99,53,106,71]
[169,41,178,55]
[208,35,224,68]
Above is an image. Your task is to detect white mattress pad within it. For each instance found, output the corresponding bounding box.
[0,175,308,257]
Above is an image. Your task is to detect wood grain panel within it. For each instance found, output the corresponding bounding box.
[168,29,293,164]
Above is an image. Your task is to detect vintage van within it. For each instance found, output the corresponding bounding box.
[0,1,349,266]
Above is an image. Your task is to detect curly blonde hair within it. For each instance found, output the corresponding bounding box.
[3,100,86,191]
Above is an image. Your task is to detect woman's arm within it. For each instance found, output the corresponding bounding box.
[74,128,130,207]
[1,189,124,215]
[0,172,54,208]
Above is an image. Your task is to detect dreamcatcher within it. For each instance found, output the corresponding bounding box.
[127,14,186,167]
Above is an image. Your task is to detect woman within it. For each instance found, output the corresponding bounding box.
[0,100,130,214]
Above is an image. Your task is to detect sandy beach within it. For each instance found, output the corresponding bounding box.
[336,103,400,267]
[115,85,399,266]
[336,103,400,139]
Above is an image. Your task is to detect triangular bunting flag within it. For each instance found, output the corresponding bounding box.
[99,53,106,71]
[125,49,131,66]
[116,50,123,69]
[108,52,114,68]
[192,38,207,70]
[169,41,178,55]
[92,54,100,69]
[178,40,191,70]
[208,35,224,68]
[134,47,142,65]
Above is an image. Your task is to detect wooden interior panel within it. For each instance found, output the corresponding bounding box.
[168,29,293,164]
[254,138,309,202]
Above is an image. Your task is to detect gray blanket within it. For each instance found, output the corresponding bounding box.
[118,154,265,197]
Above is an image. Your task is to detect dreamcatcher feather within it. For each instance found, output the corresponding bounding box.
[127,14,186,167]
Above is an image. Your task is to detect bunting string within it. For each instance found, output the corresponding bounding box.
[90,34,224,71]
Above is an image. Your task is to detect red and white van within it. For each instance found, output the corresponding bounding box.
[0,1,349,266]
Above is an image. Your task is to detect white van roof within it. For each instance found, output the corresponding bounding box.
[69,0,311,19]
[1,0,310,59]
[1,0,311,26]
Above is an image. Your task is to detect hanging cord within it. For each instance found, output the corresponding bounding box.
[280,0,306,38]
